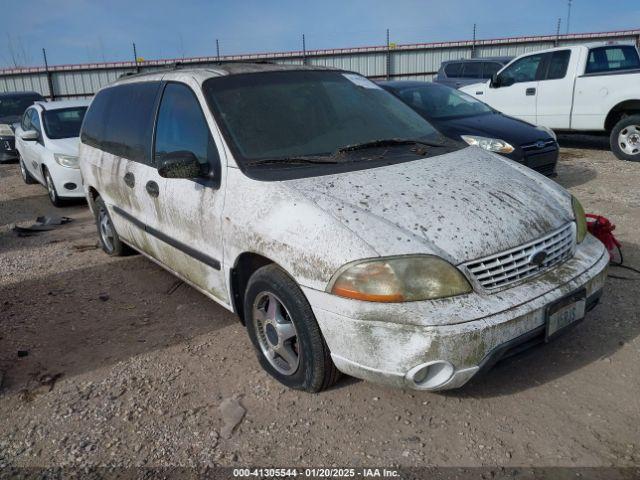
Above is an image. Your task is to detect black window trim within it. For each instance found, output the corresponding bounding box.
[152,80,221,190]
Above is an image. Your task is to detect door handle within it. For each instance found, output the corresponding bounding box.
[526,87,536,96]
[123,172,135,188]
[145,180,159,198]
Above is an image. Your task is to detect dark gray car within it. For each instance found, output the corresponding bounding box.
[434,57,512,89]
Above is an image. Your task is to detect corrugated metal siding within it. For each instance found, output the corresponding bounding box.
[0,29,638,98]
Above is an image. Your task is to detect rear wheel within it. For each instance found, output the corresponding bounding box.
[244,264,340,393]
[94,196,131,256]
[19,154,37,184]
[610,115,640,161]
[43,167,64,207]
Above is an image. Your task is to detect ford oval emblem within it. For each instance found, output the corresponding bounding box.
[529,249,548,267]
[535,140,546,149]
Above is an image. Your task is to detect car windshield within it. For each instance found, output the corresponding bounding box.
[0,95,41,120]
[393,84,494,120]
[43,107,88,139]
[203,71,445,166]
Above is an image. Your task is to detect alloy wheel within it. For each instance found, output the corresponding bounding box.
[252,291,300,376]
[98,208,115,253]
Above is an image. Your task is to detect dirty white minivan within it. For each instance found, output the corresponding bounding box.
[79,64,608,392]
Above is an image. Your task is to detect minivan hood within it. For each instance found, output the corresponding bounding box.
[285,147,572,264]
[48,137,80,156]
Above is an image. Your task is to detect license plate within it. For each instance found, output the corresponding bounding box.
[545,289,586,341]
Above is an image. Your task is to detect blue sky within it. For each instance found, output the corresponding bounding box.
[2,0,638,68]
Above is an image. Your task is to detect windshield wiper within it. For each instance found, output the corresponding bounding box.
[247,155,339,167]
[337,138,445,153]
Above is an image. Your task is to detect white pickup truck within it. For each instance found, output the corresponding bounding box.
[461,43,640,160]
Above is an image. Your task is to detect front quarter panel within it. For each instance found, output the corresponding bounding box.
[222,167,378,291]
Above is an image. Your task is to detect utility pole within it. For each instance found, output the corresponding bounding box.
[386,28,391,81]
[471,23,477,58]
[555,17,562,46]
[132,42,139,72]
[42,48,55,100]
[302,33,307,65]
[216,39,220,61]
[566,0,572,34]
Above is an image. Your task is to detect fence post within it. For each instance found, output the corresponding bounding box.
[42,48,55,100]
[216,39,220,61]
[386,29,391,80]
[132,43,140,73]
[302,34,307,65]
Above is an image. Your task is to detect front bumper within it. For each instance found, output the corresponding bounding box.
[304,235,608,391]
[48,161,84,198]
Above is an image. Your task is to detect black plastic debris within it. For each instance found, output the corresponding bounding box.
[17,350,29,358]
[11,215,73,237]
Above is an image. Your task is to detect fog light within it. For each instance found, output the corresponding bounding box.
[407,361,454,390]
[64,182,77,190]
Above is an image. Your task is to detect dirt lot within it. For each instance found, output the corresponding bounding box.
[1,137,639,474]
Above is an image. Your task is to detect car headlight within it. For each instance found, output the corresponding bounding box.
[461,135,514,154]
[539,125,557,142]
[0,124,14,137]
[572,195,587,243]
[54,153,80,169]
[328,255,472,303]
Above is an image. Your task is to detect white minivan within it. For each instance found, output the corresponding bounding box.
[79,65,608,392]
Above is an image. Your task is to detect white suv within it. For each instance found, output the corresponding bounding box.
[79,65,607,392]
[15,99,90,206]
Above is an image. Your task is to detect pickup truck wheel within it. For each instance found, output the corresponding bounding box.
[244,264,340,393]
[611,115,640,161]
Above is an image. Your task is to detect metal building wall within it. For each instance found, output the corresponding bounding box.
[0,29,638,99]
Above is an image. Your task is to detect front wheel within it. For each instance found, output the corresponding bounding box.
[244,264,340,392]
[610,115,640,161]
[43,167,64,207]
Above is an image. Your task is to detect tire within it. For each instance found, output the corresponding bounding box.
[610,114,640,161]
[19,154,37,185]
[244,264,340,392]
[43,167,64,207]
[94,195,131,256]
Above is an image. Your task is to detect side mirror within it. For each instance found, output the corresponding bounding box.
[20,130,39,141]
[157,151,208,179]
[490,73,501,88]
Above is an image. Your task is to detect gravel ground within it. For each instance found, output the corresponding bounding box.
[1,138,639,474]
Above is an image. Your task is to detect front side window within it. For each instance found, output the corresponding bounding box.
[43,107,87,139]
[545,50,571,80]
[204,71,442,166]
[585,45,640,74]
[154,83,219,169]
[29,109,41,133]
[21,109,32,131]
[500,54,544,84]
[396,84,493,120]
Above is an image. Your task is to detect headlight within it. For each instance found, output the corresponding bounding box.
[572,195,587,243]
[461,135,514,154]
[328,255,472,303]
[539,125,557,142]
[0,124,14,137]
[54,153,80,169]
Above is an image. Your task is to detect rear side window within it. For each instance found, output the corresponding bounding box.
[444,62,463,78]
[545,50,571,79]
[81,81,161,165]
[154,83,219,169]
[482,62,503,79]
[585,46,640,74]
[461,62,482,78]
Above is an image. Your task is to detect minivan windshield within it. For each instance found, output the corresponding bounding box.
[393,83,494,120]
[0,95,42,120]
[203,71,450,169]
[43,107,88,139]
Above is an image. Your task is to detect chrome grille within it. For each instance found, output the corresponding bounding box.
[463,223,576,291]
